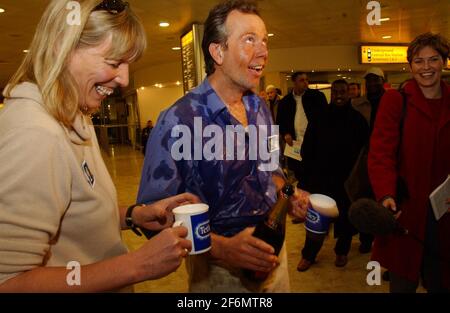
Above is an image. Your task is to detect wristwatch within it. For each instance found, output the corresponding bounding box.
[126,204,144,236]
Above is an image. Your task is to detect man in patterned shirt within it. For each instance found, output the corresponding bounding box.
[137,0,307,292]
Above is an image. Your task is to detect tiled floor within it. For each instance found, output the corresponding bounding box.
[103,145,395,293]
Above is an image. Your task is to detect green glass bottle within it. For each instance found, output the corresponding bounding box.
[244,183,294,281]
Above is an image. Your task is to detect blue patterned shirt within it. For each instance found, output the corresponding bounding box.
[137,79,281,237]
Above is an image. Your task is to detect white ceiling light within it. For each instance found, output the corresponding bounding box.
[0,8,5,13]
[382,35,392,39]
[268,33,274,37]
[379,17,390,22]
[172,47,181,51]
[159,22,170,27]
[23,50,29,53]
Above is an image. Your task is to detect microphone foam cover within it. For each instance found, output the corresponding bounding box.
[348,198,397,236]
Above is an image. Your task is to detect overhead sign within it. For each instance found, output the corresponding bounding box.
[361,45,408,64]
[181,24,205,94]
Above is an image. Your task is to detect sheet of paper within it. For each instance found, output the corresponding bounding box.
[284,140,302,161]
[429,175,450,221]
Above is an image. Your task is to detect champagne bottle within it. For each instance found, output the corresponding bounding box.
[244,183,294,281]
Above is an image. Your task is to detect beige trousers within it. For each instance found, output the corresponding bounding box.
[186,243,290,293]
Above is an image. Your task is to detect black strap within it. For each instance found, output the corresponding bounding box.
[396,90,409,203]
[126,204,162,239]
[126,204,143,237]
[397,90,408,152]
[140,228,161,239]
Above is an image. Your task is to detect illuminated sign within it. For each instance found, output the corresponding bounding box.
[180,25,205,94]
[181,30,196,93]
[361,45,408,64]
[181,30,193,47]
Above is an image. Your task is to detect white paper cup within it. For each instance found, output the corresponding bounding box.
[305,194,339,234]
[173,203,211,255]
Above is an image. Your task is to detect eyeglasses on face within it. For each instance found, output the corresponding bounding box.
[94,0,128,14]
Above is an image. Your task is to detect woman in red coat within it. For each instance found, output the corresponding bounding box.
[368,32,450,293]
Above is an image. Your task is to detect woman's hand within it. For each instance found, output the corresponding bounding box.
[382,196,401,219]
[130,226,192,281]
[133,193,200,231]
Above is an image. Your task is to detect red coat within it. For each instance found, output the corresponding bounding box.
[368,79,450,286]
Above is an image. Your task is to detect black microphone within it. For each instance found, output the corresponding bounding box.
[349,198,450,264]
[348,198,407,236]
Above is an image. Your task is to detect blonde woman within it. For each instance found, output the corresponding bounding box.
[0,0,197,292]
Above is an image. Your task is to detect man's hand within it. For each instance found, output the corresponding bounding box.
[284,134,293,146]
[133,193,201,231]
[211,228,278,272]
[382,197,401,219]
[288,187,309,220]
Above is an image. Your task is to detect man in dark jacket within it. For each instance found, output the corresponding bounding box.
[364,67,385,134]
[357,67,386,252]
[276,72,327,182]
[277,72,327,223]
[296,79,369,271]
[141,120,153,155]
[265,84,281,122]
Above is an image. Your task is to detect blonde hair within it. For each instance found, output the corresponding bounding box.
[5,0,147,128]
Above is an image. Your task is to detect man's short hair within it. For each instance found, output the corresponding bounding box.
[348,82,360,89]
[202,0,260,76]
[291,71,307,82]
[332,79,349,88]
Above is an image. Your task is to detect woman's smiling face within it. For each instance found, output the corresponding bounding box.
[68,35,130,112]
[410,46,445,90]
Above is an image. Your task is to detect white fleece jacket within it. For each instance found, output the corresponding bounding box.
[0,82,128,286]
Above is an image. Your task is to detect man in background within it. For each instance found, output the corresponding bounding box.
[349,82,371,125]
[266,84,281,122]
[141,120,153,155]
[277,72,327,182]
[364,67,386,133]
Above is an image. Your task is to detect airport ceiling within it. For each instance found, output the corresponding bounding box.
[0,0,448,88]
